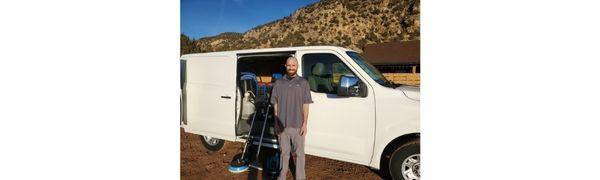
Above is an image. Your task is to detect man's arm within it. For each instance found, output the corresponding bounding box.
[301,104,309,136]
[300,80,313,136]
[270,82,280,133]
[274,103,278,117]
[270,81,278,117]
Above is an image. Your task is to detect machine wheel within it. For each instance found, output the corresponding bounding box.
[386,139,420,180]
[199,135,225,151]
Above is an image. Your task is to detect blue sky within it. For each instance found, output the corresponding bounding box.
[181,0,320,39]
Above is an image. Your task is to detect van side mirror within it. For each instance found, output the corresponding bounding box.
[337,75,367,97]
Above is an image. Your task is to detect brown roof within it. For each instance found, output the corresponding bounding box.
[362,40,420,65]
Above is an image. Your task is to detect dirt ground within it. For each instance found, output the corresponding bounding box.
[181,128,384,180]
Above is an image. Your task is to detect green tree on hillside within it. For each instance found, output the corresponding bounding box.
[181,34,201,55]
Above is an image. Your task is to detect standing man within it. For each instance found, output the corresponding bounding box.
[271,56,313,180]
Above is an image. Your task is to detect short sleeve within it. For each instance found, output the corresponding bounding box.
[270,81,278,105]
[303,80,313,104]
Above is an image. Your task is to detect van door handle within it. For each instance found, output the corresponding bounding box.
[221,96,231,99]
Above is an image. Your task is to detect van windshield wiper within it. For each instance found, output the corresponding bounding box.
[377,78,397,88]
[387,80,398,88]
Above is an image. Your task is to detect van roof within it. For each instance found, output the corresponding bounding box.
[181,46,355,58]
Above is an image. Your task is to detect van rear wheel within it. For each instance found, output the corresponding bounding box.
[388,140,420,180]
[199,135,225,151]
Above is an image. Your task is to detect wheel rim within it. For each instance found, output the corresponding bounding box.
[203,136,220,146]
[400,154,420,180]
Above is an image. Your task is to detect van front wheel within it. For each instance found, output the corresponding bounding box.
[389,140,420,180]
[199,135,225,151]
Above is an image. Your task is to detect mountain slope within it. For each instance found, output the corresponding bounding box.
[193,0,419,53]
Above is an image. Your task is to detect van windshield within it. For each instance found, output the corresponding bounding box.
[346,51,396,88]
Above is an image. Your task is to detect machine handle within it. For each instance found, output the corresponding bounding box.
[221,96,231,99]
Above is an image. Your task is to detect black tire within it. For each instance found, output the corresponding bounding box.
[199,135,225,151]
[388,140,420,180]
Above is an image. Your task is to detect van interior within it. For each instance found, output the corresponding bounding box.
[235,52,293,139]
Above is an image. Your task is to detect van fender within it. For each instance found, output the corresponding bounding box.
[369,124,420,169]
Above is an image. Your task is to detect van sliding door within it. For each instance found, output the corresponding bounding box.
[184,56,237,141]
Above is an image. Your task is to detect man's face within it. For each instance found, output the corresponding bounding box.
[285,57,298,76]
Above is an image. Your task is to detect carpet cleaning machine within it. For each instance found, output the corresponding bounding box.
[228,72,281,176]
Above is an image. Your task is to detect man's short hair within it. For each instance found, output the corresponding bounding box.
[286,56,298,63]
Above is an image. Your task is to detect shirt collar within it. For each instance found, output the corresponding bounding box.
[283,74,299,81]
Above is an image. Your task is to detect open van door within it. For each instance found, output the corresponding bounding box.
[183,55,237,141]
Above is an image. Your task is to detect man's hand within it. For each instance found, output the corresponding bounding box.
[274,118,282,134]
[300,124,307,136]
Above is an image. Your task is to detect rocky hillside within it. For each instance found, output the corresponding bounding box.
[190,0,419,53]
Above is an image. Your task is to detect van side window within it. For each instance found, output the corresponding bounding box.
[302,53,356,94]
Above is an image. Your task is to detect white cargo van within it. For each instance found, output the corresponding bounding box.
[180,46,420,180]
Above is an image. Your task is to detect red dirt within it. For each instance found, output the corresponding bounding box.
[181,128,384,180]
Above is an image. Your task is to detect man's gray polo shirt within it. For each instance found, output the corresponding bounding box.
[270,74,313,128]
